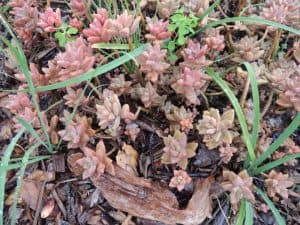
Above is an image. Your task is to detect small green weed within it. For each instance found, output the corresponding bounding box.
[54,23,78,47]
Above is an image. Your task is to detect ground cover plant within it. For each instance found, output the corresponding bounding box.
[0,0,300,224]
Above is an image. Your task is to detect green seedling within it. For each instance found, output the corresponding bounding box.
[166,7,198,61]
[54,23,78,47]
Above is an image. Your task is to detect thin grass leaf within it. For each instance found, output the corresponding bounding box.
[235,199,246,225]
[9,156,49,163]
[194,17,300,36]
[205,68,256,161]
[254,153,300,175]
[249,113,300,172]
[256,188,286,225]
[0,128,25,225]
[0,15,53,152]
[20,44,146,93]
[54,82,90,151]
[197,0,221,22]
[244,62,260,148]
[10,143,41,225]
[16,117,48,148]
[245,200,254,225]
[92,43,129,50]
[1,156,49,171]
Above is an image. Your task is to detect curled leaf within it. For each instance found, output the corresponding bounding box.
[92,166,213,225]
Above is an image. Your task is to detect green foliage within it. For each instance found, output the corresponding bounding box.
[166,8,198,61]
[0,129,25,225]
[168,8,198,46]
[205,67,256,161]
[54,23,78,47]
[0,5,10,14]
[256,188,286,225]
[248,113,300,174]
[0,14,53,152]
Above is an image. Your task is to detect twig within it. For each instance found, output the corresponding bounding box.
[261,90,273,118]
[239,75,250,108]
[33,181,46,225]
[52,188,67,218]
[216,196,230,225]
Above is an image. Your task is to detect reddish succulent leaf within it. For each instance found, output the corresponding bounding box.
[91,166,213,225]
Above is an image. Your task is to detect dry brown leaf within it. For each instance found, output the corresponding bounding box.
[27,169,55,182]
[20,180,42,210]
[91,166,213,225]
[41,199,55,218]
[67,152,84,176]
[116,144,138,175]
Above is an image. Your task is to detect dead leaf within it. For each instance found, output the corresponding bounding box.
[67,152,84,176]
[20,179,42,210]
[92,166,213,225]
[27,170,55,182]
[41,199,55,218]
[116,144,138,175]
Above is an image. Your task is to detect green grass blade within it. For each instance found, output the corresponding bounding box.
[206,68,256,161]
[16,117,48,148]
[197,0,221,22]
[245,201,254,225]
[10,143,41,225]
[253,153,300,175]
[194,17,300,36]
[244,62,260,148]
[256,188,286,225]
[20,44,146,93]
[0,15,53,152]
[0,128,25,225]
[249,113,300,171]
[235,199,246,225]
[92,43,129,50]
[1,156,49,171]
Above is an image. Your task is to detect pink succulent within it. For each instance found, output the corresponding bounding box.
[5,92,32,113]
[169,170,192,191]
[108,74,132,96]
[161,130,198,169]
[43,37,95,83]
[76,140,115,179]
[125,123,140,141]
[10,4,39,44]
[83,8,112,43]
[180,39,211,70]
[221,170,255,213]
[204,29,225,53]
[38,7,62,33]
[136,43,170,82]
[15,63,48,86]
[171,67,210,105]
[261,0,300,28]
[63,87,89,108]
[106,11,140,38]
[276,76,300,112]
[13,107,41,131]
[145,17,172,42]
[96,89,135,135]
[133,82,166,108]
[219,144,238,164]
[70,0,91,17]
[265,170,294,200]
[58,114,95,149]
[69,17,83,30]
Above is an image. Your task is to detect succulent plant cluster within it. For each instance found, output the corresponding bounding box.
[197,108,238,149]
[96,89,136,136]
[2,0,300,223]
[267,59,300,112]
[161,130,198,169]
